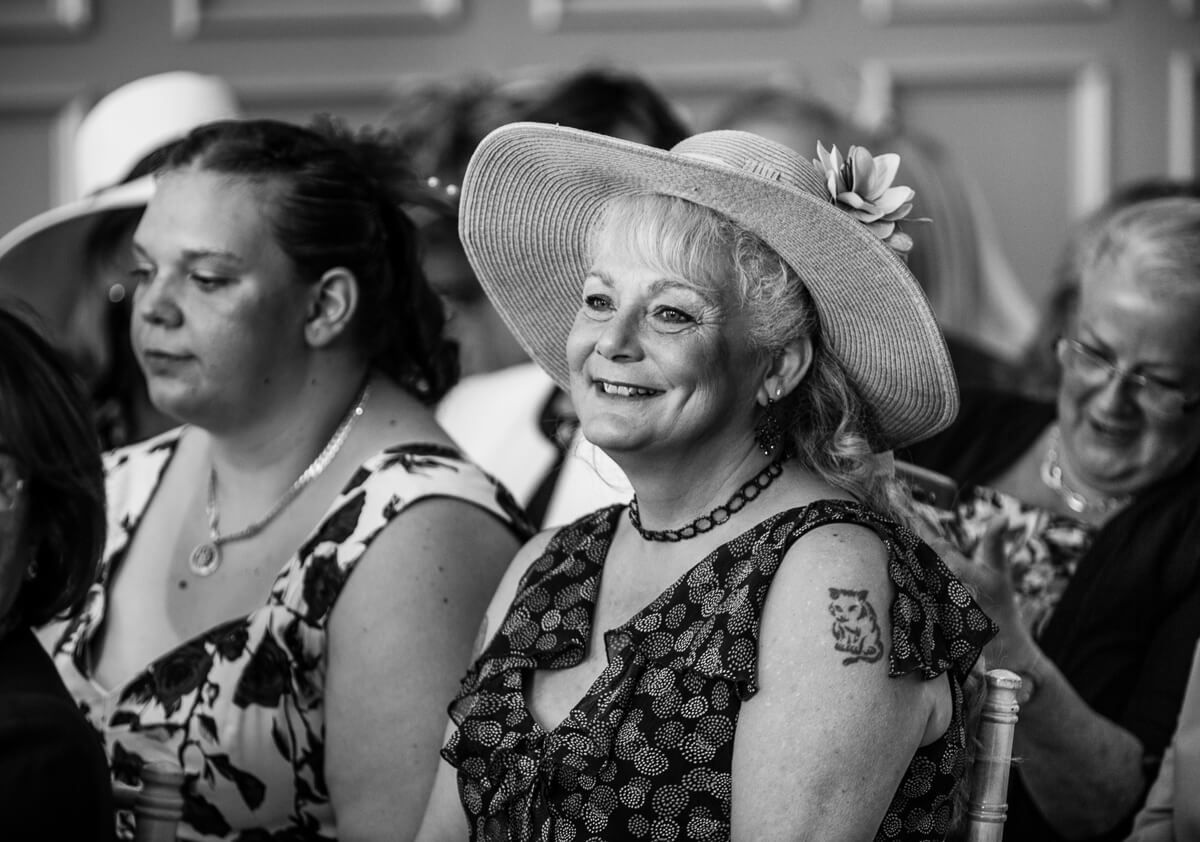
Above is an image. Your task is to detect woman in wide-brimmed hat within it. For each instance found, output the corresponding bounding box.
[415,123,997,842]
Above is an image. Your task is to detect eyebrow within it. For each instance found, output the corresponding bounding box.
[585,269,711,300]
[1077,330,1194,378]
[131,241,244,265]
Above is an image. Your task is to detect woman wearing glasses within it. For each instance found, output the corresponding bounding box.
[902,195,1200,842]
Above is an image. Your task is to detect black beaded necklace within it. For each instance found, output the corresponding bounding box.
[627,458,785,542]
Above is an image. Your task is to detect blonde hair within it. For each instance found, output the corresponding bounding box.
[591,192,910,519]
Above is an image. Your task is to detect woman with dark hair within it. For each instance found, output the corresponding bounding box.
[0,300,113,840]
[48,117,531,841]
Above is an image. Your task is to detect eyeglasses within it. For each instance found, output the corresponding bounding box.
[1055,336,1200,418]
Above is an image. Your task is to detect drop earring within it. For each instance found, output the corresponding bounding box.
[754,388,784,456]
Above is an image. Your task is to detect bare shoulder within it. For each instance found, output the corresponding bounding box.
[779,516,892,592]
[759,516,895,671]
[356,495,523,581]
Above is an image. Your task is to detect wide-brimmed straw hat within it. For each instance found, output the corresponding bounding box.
[458,122,959,450]
[0,72,239,332]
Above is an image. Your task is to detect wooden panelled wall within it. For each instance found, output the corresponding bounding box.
[0,0,1196,358]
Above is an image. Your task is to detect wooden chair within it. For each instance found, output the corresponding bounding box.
[111,760,185,842]
[964,669,1023,842]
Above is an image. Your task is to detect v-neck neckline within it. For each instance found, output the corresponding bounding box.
[519,501,841,736]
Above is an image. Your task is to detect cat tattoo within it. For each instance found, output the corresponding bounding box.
[828,588,884,665]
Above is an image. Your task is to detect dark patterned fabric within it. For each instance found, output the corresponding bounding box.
[443,499,997,842]
[52,427,532,841]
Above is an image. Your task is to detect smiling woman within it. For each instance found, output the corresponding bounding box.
[901,195,1200,842]
[43,117,532,842]
[414,124,998,842]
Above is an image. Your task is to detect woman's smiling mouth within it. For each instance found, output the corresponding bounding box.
[596,379,661,398]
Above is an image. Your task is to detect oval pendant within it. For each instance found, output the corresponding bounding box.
[189,542,221,577]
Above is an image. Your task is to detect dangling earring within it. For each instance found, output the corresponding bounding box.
[24,558,38,581]
[755,388,784,456]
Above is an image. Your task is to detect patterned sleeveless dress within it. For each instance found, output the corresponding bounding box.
[442,499,997,842]
[52,428,531,841]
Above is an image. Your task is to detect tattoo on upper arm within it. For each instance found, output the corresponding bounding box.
[828,588,885,665]
[472,615,489,659]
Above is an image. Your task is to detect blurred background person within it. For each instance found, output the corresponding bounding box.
[1125,639,1200,841]
[386,74,533,379]
[0,71,242,449]
[46,117,530,841]
[1017,177,1200,402]
[711,84,1029,393]
[392,66,691,529]
[901,195,1200,841]
[0,301,113,841]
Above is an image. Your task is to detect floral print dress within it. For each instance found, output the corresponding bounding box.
[442,499,997,842]
[909,484,1096,638]
[52,428,531,841]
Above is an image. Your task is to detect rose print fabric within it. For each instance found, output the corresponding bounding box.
[52,428,532,841]
[443,499,997,842]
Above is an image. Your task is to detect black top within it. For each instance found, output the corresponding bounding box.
[443,499,996,841]
[0,626,115,841]
[902,388,1200,842]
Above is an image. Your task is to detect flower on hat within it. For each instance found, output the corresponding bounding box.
[814,142,917,254]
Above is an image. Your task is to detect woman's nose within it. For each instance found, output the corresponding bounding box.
[135,272,182,328]
[594,310,643,361]
[1088,369,1142,417]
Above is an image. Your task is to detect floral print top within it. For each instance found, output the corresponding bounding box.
[442,499,997,842]
[52,428,531,841]
[909,484,1096,638]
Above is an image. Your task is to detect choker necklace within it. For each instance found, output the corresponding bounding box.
[628,458,784,542]
[189,382,371,577]
[1039,424,1130,517]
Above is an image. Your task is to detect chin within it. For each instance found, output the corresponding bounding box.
[578,418,648,456]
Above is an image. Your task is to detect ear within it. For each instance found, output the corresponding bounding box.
[304,267,359,348]
[757,334,813,406]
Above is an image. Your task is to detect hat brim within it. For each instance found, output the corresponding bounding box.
[459,123,958,450]
[0,176,153,333]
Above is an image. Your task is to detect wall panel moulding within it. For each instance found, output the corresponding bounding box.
[530,0,801,32]
[1168,51,1198,177]
[172,0,461,40]
[857,56,1113,217]
[861,0,1109,25]
[0,0,91,40]
[0,85,88,205]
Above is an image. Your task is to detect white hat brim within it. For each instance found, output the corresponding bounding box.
[0,176,153,332]
[459,123,958,450]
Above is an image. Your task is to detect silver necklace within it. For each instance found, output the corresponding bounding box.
[1039,424,1131,516]
[188,382,371,577]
